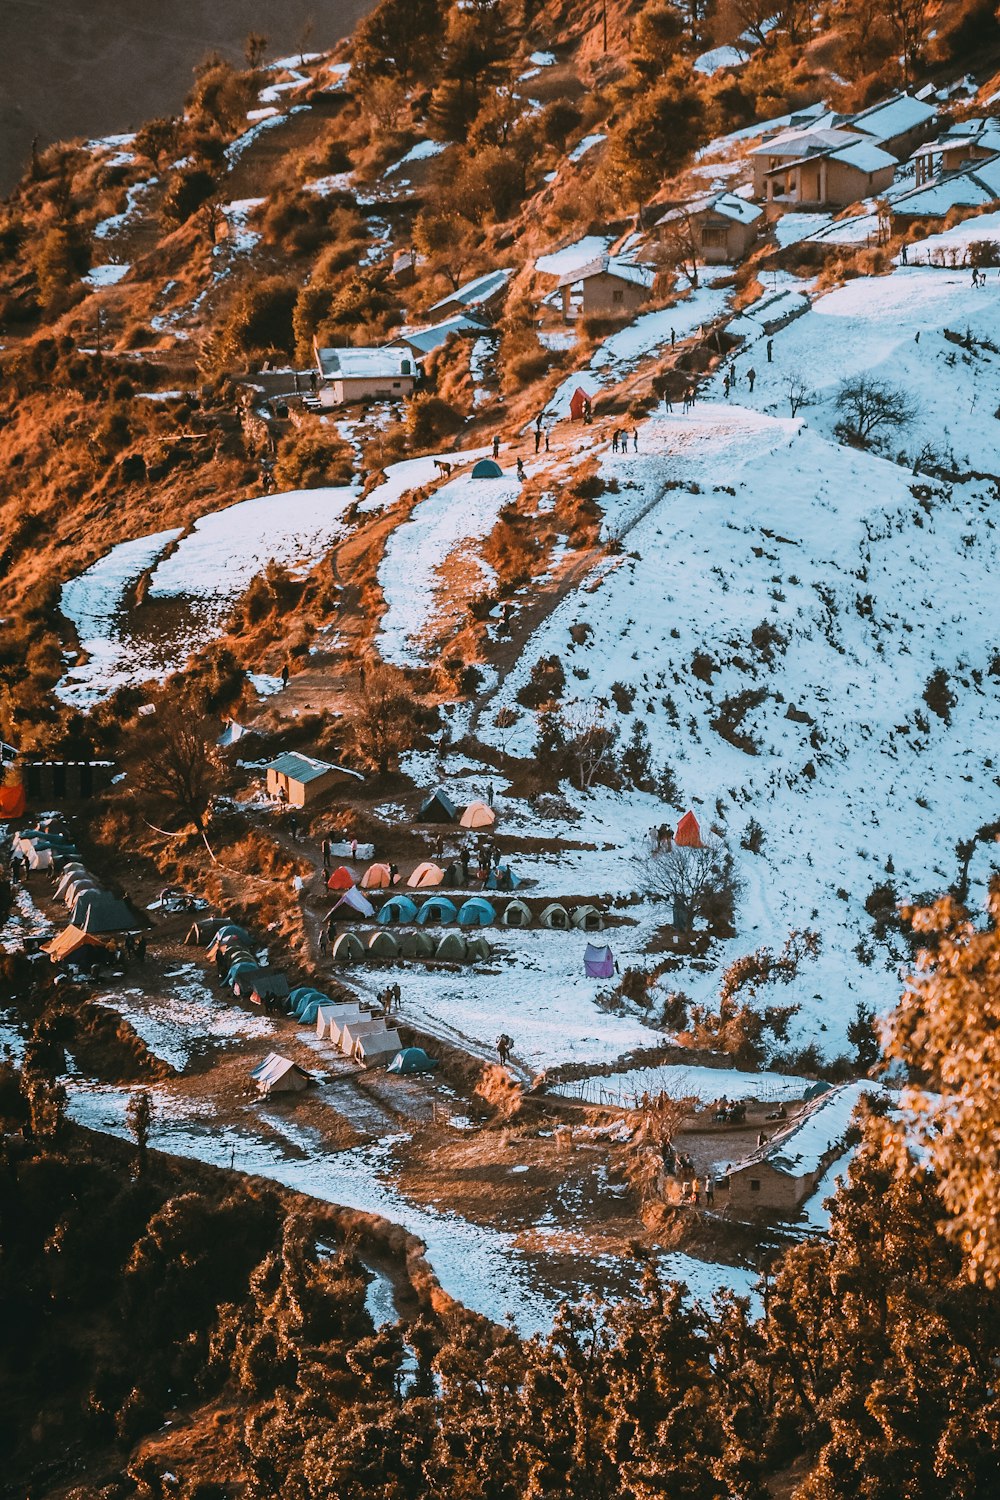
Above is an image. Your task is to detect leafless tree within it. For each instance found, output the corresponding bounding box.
[645,833,741,930]
[559,700,619,791]
[655,212,700,288]
[835,376,916,443]
[244,31,269,70]
[348,662,421,776]
[784,369,812,417]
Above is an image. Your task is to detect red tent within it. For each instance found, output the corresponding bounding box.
[569,387,592,421]
[0,784,26,818]
[326,865,356,890]
[674,811,703,847]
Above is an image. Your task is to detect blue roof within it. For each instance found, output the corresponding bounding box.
[429,268,513,314]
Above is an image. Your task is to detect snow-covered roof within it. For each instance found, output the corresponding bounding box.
[316,346,415,380]
[731,1082,880,1179]
[656,191,763,228]
[891,152,1000,216]
[394,314,487,356]
[751,125,860,159]
[266,751,340,784]
[912,121,1000,158]
[847,92,936,144]
[429,268,513,313]
[554,255,655,290]
[829,140,897,174]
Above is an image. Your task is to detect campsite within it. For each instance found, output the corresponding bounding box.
[3,2,1000,1494]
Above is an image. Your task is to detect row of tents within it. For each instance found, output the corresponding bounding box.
[289,989,402,1066]
[329,928,492,964]
[330,886,604,931]
[328,859,519,893]
[11,817,78,872]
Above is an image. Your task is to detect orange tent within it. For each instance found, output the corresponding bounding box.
[407,861,445,889]
[460,801,496,829]
[674,811,703,847]
[360,862,393,890]
[326,865,356,890]
[44,925,110,962]
[0,783,26,818]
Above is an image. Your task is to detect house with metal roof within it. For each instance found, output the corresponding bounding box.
[391,313,488,360]
[751,125,897,207]
[553,255,655,321]
[655,190,764,264]
[313,343,417,407]
[265,752,363,807]
[428,268,513,322]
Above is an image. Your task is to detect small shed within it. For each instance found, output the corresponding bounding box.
[569,387,593,422]
[265,752,362,808]
[584,943,615,977]
[675,810,703,847]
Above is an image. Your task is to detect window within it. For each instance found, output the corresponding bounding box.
[750,1179,761,1193]
[612,289,624,304]
[393,381,401,388]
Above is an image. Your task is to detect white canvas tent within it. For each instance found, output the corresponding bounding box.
[355,1028,403,1066]
[316,1002,362,1040]
[251,1053,310,1096]
[339,1019,387,1056]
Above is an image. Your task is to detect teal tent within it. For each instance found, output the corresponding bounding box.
[387,1047,439,1074]
[471,458,503,478]
[417,896,458,925]
[378,894,419,924]
[458,896,496,927]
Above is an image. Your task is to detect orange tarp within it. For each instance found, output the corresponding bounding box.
[0,784,26,818]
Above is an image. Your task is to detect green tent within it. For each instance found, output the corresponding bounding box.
[467,935,493,962]
[368,929,401,959]
[436,931,468,961]
[332,931,366,964]
[399,930,436,959]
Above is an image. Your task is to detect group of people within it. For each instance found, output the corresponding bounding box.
[115,932,147,966]
[723,364,756,397]
[378,982,402,1015]
[610,427,639,453]
[496,1032,514,1065]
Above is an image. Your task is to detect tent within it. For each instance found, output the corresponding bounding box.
[332,931,366,964]
[340,1019,387,1056]
[215,922,252,943]
[185,917,227,946]
[377,894,419,924]
[470,457,504,478]
[675,810,703,847]
[228,960,264,990]
[436,931,468,961]
[250,973,290,1005]
[418,789,458,824]
[571,904,604,932]
[484,865,519,891]
[539,902,570,930]
[408,861,445,889]
[73,890,142,934]
[292,987,328,1019]
[458,896,496,927]
[569,387,593,421]
[360,862,393,889]
[62,876,101,907]
[327,865,356,890]
[804,1080,833,1101]
[501,898,533,928]
[387,1046,439,1074]
[251,1053,310,1096]
[327,887,375,920]
[466,935,492,962]
[460,801,495,829]
[417,896,458,925]
[316,1002,358,1039]
[24,844,53,871]
[297,996,329,1025]
[368,929,401,959]
[0,784,26,818]
[442,861,464,886]
[330,1010,365,1047]
[55,866,92,899]
[44,925,109,963]
[355,1028,403,1067]
[208,924,252,957]
[584,943,615,978]
[399,929,436,958]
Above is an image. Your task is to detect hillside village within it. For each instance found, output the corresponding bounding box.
[3,2,1000,1495]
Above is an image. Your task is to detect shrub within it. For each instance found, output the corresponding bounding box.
[517,654,566,709]
[923,666,956,723]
